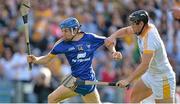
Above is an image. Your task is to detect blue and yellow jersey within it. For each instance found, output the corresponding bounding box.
[50,32,105,81]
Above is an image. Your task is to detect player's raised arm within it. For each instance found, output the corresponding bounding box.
[106,26,134,47]
[111,26,134,39]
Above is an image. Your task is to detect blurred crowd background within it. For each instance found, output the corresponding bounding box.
[0,0,179,103]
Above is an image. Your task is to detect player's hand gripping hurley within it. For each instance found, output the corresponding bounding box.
[20,0,32,70]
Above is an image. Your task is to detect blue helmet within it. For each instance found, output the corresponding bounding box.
[59,17,80,29]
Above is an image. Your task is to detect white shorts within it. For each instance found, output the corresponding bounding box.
[141,72,176,100]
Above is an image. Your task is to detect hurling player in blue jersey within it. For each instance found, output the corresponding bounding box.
[27,17,122,103]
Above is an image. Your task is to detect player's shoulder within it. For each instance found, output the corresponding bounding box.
[146,24,161,45]
[147,24,159,38]
[85,32,106,39]
[84,32,96,37]
[148,24,157,33]
[54,39,64,47]
[83,32,97,39]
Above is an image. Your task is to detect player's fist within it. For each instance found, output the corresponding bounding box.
[27,55,37,63]
[116,79,129,88]
[112,51,122,60]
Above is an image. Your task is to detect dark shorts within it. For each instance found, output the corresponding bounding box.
[61,74,96,96]
[74,84,96,96]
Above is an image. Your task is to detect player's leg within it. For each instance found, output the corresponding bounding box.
[130,79,152,103]
[48,85,78,103]
[154,76,176,103]
[141,94,155,104]
[81,88,101,103]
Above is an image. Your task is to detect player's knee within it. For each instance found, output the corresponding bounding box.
[48,93,58,103]
[48,94,53,103]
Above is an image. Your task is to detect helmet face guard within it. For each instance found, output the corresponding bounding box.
[129,15,140,25]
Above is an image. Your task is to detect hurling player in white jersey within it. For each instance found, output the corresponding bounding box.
[106,10,176,103]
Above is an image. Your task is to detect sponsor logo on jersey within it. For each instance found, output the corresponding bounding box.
[72,52,90,63]
[77,52,86,59]
[68,47,75,51]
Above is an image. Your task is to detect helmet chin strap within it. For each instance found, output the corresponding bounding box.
[70,26,82,41]
[136,23,146,36]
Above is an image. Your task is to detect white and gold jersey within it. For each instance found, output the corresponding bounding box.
[137,24,176,100]
[137,24,174,75]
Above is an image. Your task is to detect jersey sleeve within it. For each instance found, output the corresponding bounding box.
[89,33,106,49]
[143,31,159,54]
[50,40,65,55]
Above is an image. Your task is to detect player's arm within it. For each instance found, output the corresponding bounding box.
[27,39,63,65]
[104,39,122,60]
[27,53,56,65]
[127,50,154,82]
[106,26,134,47]
[111,26,134,39]
[117,50,154,87]
[104,39,116,53]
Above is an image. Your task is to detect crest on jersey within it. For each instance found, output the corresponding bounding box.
[77,45,83,51]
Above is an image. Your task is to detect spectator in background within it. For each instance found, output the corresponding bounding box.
[172,7,180,20]
[33,67,53,103]
[11,34,31,81]
[100,62,116,102]
[101,62,116,82]
[96,13,109,37]
[0,60,14,103]
[81,12,98,34]
[0,47,15,80]
[172,0,180,20]
[0,63,6,81]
